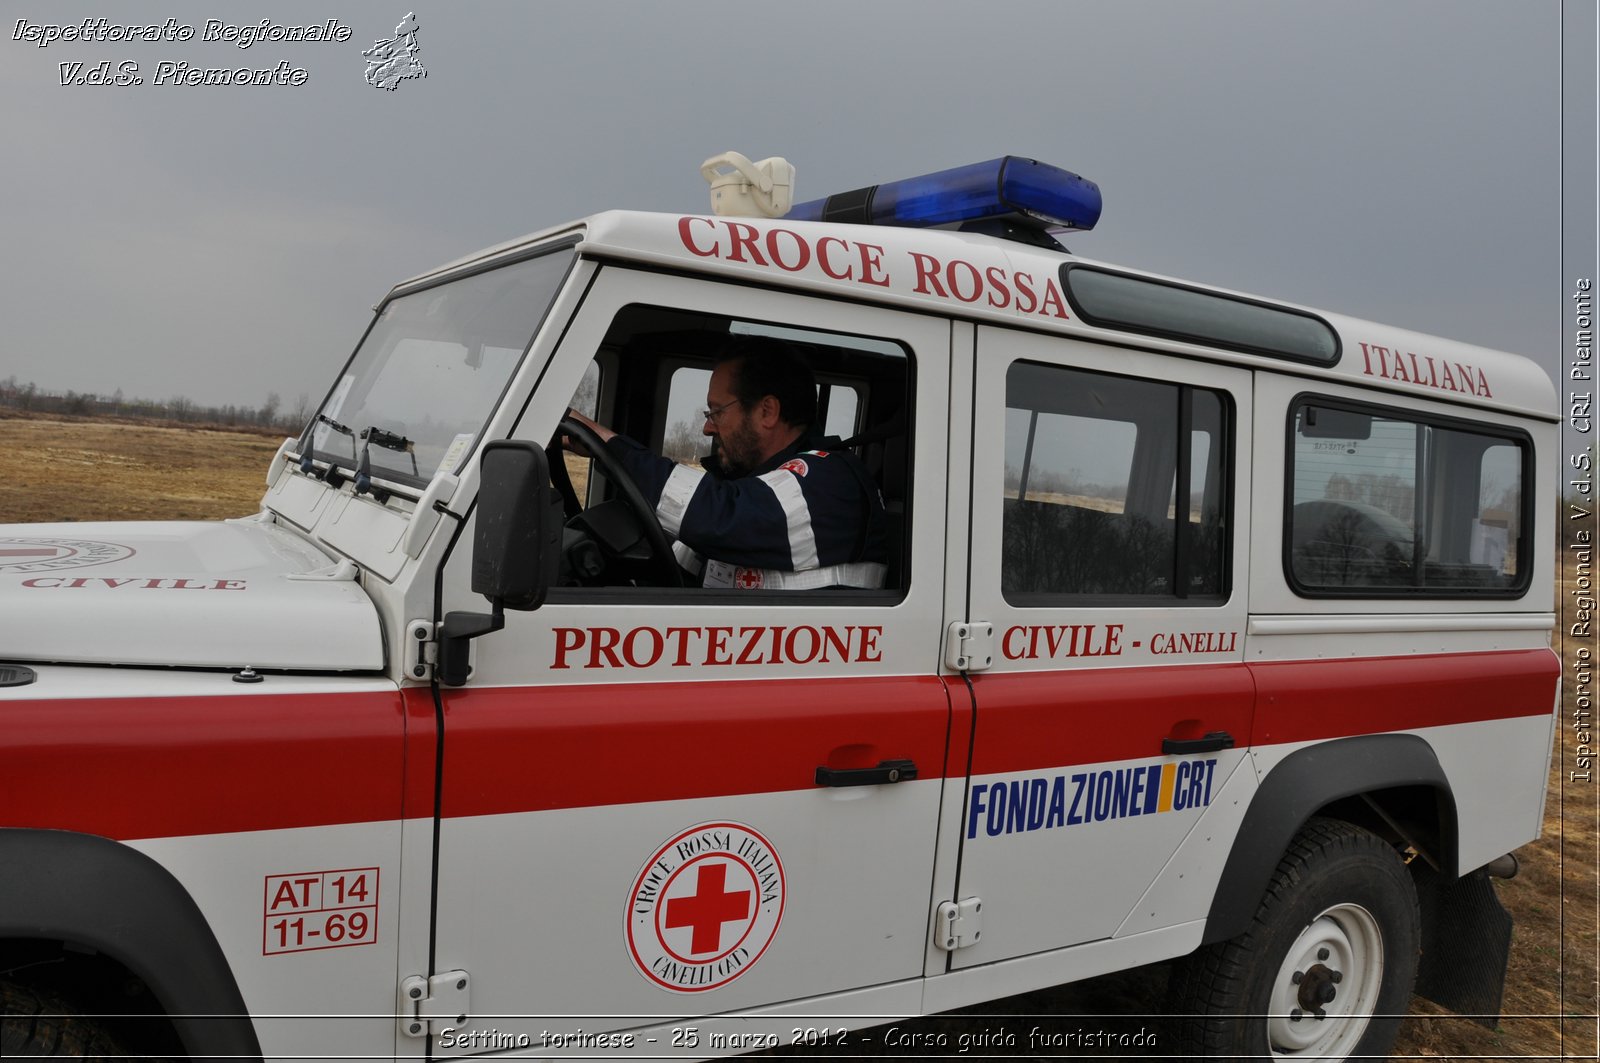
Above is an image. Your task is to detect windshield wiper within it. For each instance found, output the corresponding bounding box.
[301,414,358,487]
[355,424,418,499]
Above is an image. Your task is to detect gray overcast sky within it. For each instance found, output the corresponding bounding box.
[0,1,1592,425]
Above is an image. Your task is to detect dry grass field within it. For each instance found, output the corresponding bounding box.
[0,413,285,523]
[1,414,1594,1060]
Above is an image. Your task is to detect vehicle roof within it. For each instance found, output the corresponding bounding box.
[396,210,1558,422]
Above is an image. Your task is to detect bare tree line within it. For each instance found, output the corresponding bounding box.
[0,376,312,433]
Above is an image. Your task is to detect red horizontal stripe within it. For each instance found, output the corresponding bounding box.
[964,651,1557,780]
[2,691,406,840]
[1249,648,1557,746]
[2,652,1555,841]
[402,688,440,821]
[967,664,1257,776]
[437,675,953,818]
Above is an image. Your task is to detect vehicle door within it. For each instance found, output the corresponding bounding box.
[426,266,956,1051]
[945,325,1256,968]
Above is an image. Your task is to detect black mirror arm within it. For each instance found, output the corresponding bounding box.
[437,602,505,687]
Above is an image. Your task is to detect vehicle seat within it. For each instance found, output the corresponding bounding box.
[845,413,908,589]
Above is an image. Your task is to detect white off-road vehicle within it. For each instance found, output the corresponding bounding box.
[0,154,1558,1060]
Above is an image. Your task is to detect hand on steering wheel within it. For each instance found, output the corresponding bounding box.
[557,415,685,588]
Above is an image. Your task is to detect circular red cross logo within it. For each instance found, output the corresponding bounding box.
[625,822,785,993]
[0,538,134,573]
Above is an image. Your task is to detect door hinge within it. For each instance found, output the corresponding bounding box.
[935,897,983,951]
[398,970,471,1039]
[404,619,437,682]
[944,621,994,672]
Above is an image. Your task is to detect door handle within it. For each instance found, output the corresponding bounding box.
[815,759,918,787]
[1161,731,1235,755]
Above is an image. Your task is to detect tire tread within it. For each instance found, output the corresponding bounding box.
[1167,816,1421,1059]
[1,980,128,1060]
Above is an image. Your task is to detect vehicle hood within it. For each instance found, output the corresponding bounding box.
[0,518,384,671]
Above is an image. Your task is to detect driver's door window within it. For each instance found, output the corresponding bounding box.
[552,303,908,595]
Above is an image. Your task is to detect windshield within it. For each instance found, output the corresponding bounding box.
[303,247,574,488]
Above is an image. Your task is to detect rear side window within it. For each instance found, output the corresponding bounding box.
[1002,361,1229,603]
[1287,398,1530,596]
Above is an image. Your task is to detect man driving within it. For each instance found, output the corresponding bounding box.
[565,335,887,590]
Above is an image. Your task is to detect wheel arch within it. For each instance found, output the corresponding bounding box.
[0,828,264,1063]
[1201,733,1457,946]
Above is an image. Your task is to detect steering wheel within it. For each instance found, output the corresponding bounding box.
[558,415,685,588]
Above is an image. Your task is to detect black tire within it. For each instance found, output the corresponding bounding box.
[1168,817,1421,1060]
[0,981,127,1060]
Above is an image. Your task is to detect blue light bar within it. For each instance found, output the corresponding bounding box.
[788,157,1101,232]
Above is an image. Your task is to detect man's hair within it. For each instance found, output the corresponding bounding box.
[718,335,817,428]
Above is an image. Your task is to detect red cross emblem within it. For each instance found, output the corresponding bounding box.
[664,862,752,956]
[0,538,133,572]
[735,567,764,589]
[626,822,786,993]
[779,458,809,477]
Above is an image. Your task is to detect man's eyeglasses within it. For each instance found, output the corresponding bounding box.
[702,399,740,424]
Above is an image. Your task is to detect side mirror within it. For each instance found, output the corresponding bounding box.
[472,440,562,608]
[438,441,562,686]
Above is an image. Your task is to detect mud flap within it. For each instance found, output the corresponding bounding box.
[1412,864,1513,1027]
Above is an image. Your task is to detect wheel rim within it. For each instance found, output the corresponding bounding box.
[1266,903,1385,1056]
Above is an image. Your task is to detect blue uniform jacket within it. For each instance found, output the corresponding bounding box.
[604,431,887,590]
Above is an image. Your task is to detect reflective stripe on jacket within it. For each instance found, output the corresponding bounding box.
[605,434,887,585]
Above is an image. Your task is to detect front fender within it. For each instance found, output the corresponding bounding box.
[1201,733,1456,945]
[0,828,263,1063]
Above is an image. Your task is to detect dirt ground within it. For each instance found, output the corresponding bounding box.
[2,415,1594,1060]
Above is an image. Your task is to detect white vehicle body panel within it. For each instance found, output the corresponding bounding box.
[0,518,382,670]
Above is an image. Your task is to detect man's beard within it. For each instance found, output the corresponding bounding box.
[713,421,763,478]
